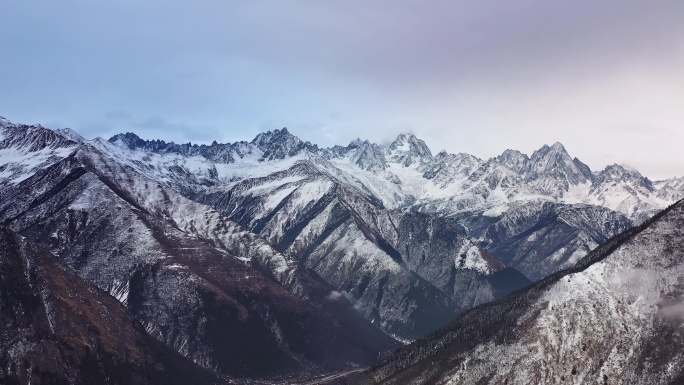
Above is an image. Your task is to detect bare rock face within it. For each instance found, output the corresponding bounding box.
[358,200,684,385]
[0,227,220,385]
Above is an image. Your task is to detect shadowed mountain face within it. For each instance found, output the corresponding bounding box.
[451,201,634,281]
[0,121,398,382]
[357,200,684,385]
[0,227,221,385]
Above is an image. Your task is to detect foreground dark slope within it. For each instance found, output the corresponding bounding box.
[0,123,397,381]
[358,200,684,384]
[0,227,219,385]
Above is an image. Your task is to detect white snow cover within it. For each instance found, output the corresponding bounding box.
[108,279,131,305]
[0,145,77,184]
[89,137,308,191]
[455,243,497,274]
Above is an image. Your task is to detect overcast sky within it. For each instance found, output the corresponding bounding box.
[2,1,684,179]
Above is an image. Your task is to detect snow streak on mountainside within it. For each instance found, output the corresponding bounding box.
[359,200,684,385]
[0,119,78,185]
[0,119,397,381]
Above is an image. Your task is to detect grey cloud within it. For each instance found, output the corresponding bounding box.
[203,0,684,88]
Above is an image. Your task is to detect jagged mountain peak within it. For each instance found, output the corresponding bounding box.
[0,119,77,153]
[387,132,432,166]
[422,151,484,186]
[349,137,372,147]
[530,141,572,161]
[549,141,566,150]
[107,133,244,163]
[602,163,644,178]
[499,148,527,157]
[529,142,593,174]
[54,127,86,143]
[524,142,594,195]
[596,164,652,188]
[109,132,147,149]
[251,127,318,161]
[391,132,417,141]
[389,132,429,150]
[11,120,680,223]
[494,142,584,177]
[323,138,388,172]
[594,163,655,195]
[251,127,298,146]
[495,148,530,175]
[431,150,482,167]
[108,127,318,164]
[491,143,595,197]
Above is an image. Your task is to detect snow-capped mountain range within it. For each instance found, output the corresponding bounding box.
[107,126,679,222]
[1,115,683,382]
[104,127,679,273]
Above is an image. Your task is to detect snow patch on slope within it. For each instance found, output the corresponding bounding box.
[0,145,77,184]
[456,243,496,274]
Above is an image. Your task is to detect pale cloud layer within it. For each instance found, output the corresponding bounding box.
[2,1,684,178]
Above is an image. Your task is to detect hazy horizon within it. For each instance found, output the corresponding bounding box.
[2,1,683,178]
